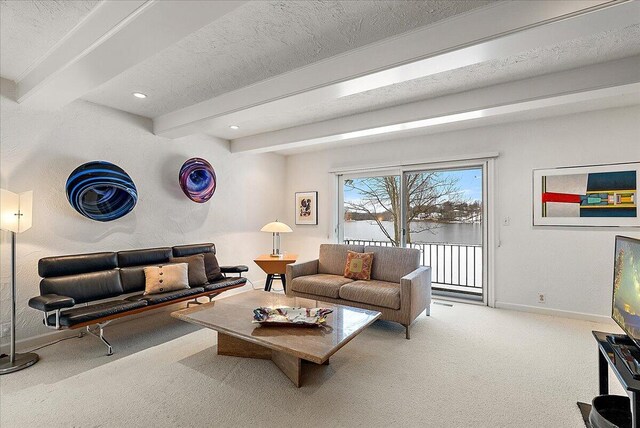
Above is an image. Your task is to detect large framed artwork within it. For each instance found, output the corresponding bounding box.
[533,162,639,227]
[295,191,318,225]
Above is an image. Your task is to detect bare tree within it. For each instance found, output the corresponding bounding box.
[344,173,466,245]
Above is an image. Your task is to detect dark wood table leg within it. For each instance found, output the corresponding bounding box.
[599,348,609,395]
[264,274,273,292]
[281,274,286,292]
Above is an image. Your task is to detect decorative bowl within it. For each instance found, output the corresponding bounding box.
[253,306,333,327]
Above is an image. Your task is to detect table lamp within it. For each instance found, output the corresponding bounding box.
[0,189,38,374]
[260,221,292,257]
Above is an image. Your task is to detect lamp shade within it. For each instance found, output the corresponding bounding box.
[260,221,292,233]
[0,189,32,233]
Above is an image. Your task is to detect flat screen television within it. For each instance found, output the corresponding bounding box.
[612,235,640,348]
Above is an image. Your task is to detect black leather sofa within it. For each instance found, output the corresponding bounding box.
[28,243,248,355]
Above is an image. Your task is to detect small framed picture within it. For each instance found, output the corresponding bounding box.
[295,191,318,225]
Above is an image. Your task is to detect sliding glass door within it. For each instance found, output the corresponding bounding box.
[402,167,484,300]
[338,161,488,302]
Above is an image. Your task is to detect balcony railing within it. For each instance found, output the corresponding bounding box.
[344,239,482,295]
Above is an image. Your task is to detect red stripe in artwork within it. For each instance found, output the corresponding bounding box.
[542,192,581,203]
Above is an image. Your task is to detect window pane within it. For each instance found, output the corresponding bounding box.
[343,175,401,247]
[404,167,483,296]
[404,168,482,246]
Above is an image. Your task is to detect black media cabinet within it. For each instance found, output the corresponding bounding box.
[581,331,640,428]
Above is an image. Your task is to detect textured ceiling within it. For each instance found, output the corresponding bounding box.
[81,0,495,118]
[227,23,640,136]
[0,0,100,81]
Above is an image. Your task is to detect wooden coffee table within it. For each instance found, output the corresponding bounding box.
[171,290,381,387]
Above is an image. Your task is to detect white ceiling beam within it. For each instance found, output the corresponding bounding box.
[229,56,640,153]
[17,0,246,109]
[153,0,631,139]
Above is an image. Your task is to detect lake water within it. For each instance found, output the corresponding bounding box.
[344,220,482,245]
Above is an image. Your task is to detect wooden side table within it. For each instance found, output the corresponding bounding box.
[253,253,298,292]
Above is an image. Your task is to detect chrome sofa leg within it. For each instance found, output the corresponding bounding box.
[186,298,202,308]
[86,321,113,356]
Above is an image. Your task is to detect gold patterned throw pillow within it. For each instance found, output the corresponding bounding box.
[143,263,190,295]
[344,251,374,280]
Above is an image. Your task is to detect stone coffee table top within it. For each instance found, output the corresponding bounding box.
[172,290,381,386]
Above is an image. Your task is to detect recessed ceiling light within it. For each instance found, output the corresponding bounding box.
[229,125,240,130]
[132,92,147,99]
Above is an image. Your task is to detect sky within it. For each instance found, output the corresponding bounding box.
[344,168,483,203]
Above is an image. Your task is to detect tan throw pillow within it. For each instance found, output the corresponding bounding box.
[344,251,374,280]
[169,254,208,286]
[144,263,189,295]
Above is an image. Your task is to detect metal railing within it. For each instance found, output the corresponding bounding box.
[344,239,482,293]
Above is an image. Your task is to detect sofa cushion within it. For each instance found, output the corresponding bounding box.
[204,276,247,291]
[40,269,124,304]
[170,254,208,286]
[39,252,117,277]
[290,274,353,299]
[172,243,215,257]
[117,247,172,268]
[339,279,401,310]
[126,287,204,305]
[203,252,224,282]
[344,250,374,280]
[318,244,364,275]
[364,246,420,283]
[46,300,147,327]
[119,266,148,294]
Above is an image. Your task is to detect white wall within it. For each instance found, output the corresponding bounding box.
[284,105,640,320]
[0,79,285,344]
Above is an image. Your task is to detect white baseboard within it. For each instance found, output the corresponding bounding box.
[494,301,616,325]
[1,284,259,355]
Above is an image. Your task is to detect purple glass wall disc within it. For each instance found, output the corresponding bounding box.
[179,158,216,203]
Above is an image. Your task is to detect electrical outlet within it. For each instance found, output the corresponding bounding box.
[0,322,10,338]
[538,293,546,304]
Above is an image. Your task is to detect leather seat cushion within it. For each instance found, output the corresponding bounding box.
[47,300,147,327]
[125,287,204,305]
[204,277,247,291]
[339,280,401,310]
[291,274,353,299]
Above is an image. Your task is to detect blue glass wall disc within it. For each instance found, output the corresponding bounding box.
[66,161,138,221]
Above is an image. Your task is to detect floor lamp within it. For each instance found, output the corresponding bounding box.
[0,189,38,374]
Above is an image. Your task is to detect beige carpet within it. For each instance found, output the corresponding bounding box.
[0,298,623,427]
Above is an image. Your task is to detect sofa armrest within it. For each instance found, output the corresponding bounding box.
[400,266,432,322]
[28,294,75,312]
[220,265,249,275]
[285,259,319,295]
[286,259,319,280]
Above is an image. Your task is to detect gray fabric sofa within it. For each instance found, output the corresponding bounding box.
[286,244,431,339]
